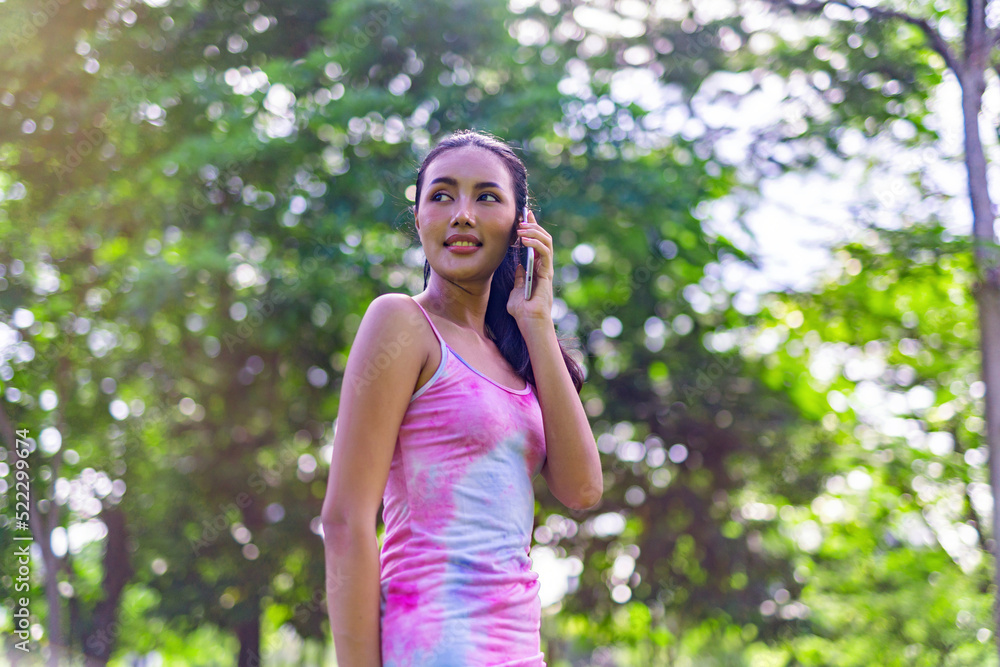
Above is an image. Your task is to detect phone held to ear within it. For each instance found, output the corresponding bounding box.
[522,205,534,300]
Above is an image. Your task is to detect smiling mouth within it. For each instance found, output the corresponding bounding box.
[445,241,482,247]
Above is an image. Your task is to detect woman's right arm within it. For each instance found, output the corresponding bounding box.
[320,294,426,667]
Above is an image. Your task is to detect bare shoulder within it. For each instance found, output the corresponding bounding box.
[355,293,432,371]
[363,292,428,335]
[320,294,430,529]
[363,293,423,329]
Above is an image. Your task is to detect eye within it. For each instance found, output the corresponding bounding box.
[479,192,500,202]
[430,190,452,201]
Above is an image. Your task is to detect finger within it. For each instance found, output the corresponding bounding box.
[521,237,542,255]
[523,212,546,234]
[518,225,553,252]
[522,240,552,279]
[522,236,552,261]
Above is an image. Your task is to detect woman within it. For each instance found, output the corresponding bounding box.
[321,130,603,666]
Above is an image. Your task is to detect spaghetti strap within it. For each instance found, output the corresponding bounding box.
[409,296,529,395]
[410,297,446,349]
[408,297,448,403]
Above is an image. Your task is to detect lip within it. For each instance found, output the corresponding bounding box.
[444,234,482,246]
[446,244,480,254]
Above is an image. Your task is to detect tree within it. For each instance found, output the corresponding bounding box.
[753,0,1000,654]
[749,223,995,664]
[13,0,971,663]
[4,0,785,662]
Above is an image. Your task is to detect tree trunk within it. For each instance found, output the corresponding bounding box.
[957,5,1000,655]
[977,259,1000,658]
[237,604,261,667]
[80,508,133,666]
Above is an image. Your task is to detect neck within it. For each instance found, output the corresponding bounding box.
[421,271,492,339]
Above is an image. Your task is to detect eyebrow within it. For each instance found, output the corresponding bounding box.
[429,177,506,191]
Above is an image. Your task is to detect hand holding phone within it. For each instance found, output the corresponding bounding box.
[522,205,534,301]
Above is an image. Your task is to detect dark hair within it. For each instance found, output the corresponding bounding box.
[412,129,585,394]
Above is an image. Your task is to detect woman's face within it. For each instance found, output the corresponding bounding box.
[415,146,518,287]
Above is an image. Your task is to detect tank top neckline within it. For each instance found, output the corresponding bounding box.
[411,296,531,395]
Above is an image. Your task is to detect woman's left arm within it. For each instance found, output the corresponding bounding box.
[523,319,603,510]
[510,210,603,511]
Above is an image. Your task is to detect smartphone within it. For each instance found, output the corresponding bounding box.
[522,205,534,300]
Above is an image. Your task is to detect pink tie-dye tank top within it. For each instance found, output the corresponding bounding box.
[378,296,548,667]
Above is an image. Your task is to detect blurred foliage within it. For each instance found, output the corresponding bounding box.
[750,224,995,666]
[0,0,995,665]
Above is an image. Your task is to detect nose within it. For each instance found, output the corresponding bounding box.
[451,196,475,225]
